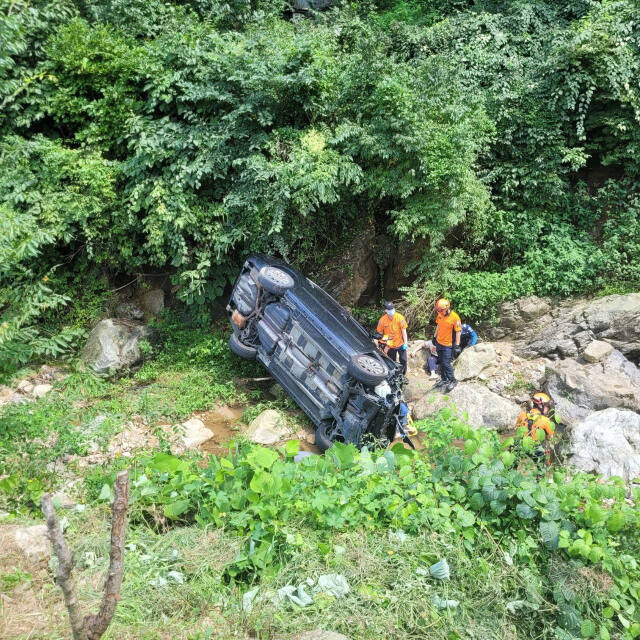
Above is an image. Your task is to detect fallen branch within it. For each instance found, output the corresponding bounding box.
[42,470,130,640]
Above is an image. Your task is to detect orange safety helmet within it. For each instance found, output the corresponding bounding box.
[531,392,551,409]
[435,298,451,313]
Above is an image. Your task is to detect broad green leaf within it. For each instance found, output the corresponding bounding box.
[98,483,113,502]
[580,620,596,638]
[606,511,625,533]
[164,500,190,519]
[247,446,279,470]
[516,503,537,520]
[285,439,300,457]
[150,453,186,473]
[540,521,559,550]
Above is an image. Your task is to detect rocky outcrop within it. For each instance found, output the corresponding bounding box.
[583,340,614,363]
[247,409,289,445]
[499,296,551,329]
[82,319,151,375]
[546,349,640,425]
[411,383,520,431]
[454,344,496,381]
[315,227,378,306]
[13,525,50,561]
[569,408,640,479]
[512,293,640,362]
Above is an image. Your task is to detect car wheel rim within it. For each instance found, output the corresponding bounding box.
[357,355,385,376]
[264,267,292,286]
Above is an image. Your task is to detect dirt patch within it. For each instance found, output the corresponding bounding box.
[199,406,245,455]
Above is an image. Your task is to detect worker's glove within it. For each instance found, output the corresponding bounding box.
[401,343,408,351]
[453,346,462,358]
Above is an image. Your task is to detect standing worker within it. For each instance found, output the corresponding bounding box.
[376,301,408,375]
[433,298,462,392]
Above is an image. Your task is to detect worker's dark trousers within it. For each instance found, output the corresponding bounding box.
[387,347,407,374]
[435,341,455,382]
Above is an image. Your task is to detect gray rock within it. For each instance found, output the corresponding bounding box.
[583,340,614,363]
[569,408,640,479]
[499,296,550,329]
[138,289,165,317]
[411,383,520,431]
[546,350,640,425]
[13,524,50,561]
[180,417,213,449]
[115,301,144,320]
[32,383,52,398]
[247,409,288,445]
[404,376,436,403]
[81,319,151,375]
[454,343,496,381]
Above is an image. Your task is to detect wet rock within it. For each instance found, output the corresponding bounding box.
[181,417,213,449]
[81,319,151,375]
[569,408,640,479]
[411,383,520,431]
[13,525,50,561]
[247,409,288,445]
[138,289,165,318]
[583,340,614,363]
[32,384,52,398]
[454,343,496,381]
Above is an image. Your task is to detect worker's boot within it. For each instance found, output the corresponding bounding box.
[444,380,458,393]
[432,378,447,390]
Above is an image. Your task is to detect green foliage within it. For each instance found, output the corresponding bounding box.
[123,412,640,637]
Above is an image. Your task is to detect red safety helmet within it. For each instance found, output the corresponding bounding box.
[435,298,451,313]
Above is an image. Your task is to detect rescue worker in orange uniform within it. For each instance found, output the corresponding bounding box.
[515,392,555,472]
[376,301,408,374]
[433,298,462,393]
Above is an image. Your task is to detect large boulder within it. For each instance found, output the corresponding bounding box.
[569,408,640,479]
[499,296,551,329]
[315,227,378,306]
[411,383,521,431]
[454,344,496,381]
[82,319,151,375]
[546,350,640,425]
[247,409,289,445]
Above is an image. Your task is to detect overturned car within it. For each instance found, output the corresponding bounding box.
[227,255,409,451]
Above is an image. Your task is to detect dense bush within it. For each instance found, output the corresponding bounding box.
[1,0,639,361]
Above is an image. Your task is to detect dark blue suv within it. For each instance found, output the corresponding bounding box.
[227,255,407,450]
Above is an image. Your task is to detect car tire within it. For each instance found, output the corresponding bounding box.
[257,266,295,296]
[347,354,388,386]
[315,422,334,452]
[229,333,257,359]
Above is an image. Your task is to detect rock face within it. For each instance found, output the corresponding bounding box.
[546,350,640,425]
[180,417,213,449]
[315,227,378,306]
[569,408,640,479]
[247,409,289,445]
[583,340,614,363]
[454,344,496,381]
[139,289,165,317]
[411,383,521,431]
[516,293,640,362]
[82,319,151,375]
[13,525,50,561]
[499,296,551,329]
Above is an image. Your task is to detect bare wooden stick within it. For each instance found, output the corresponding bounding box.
[42,469,130,640]
[41,493,84,639]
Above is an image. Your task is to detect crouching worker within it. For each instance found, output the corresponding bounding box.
[460,323,478,351]
[425,340,439,379]
[376,301,408,375]
[515,393,555,474]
